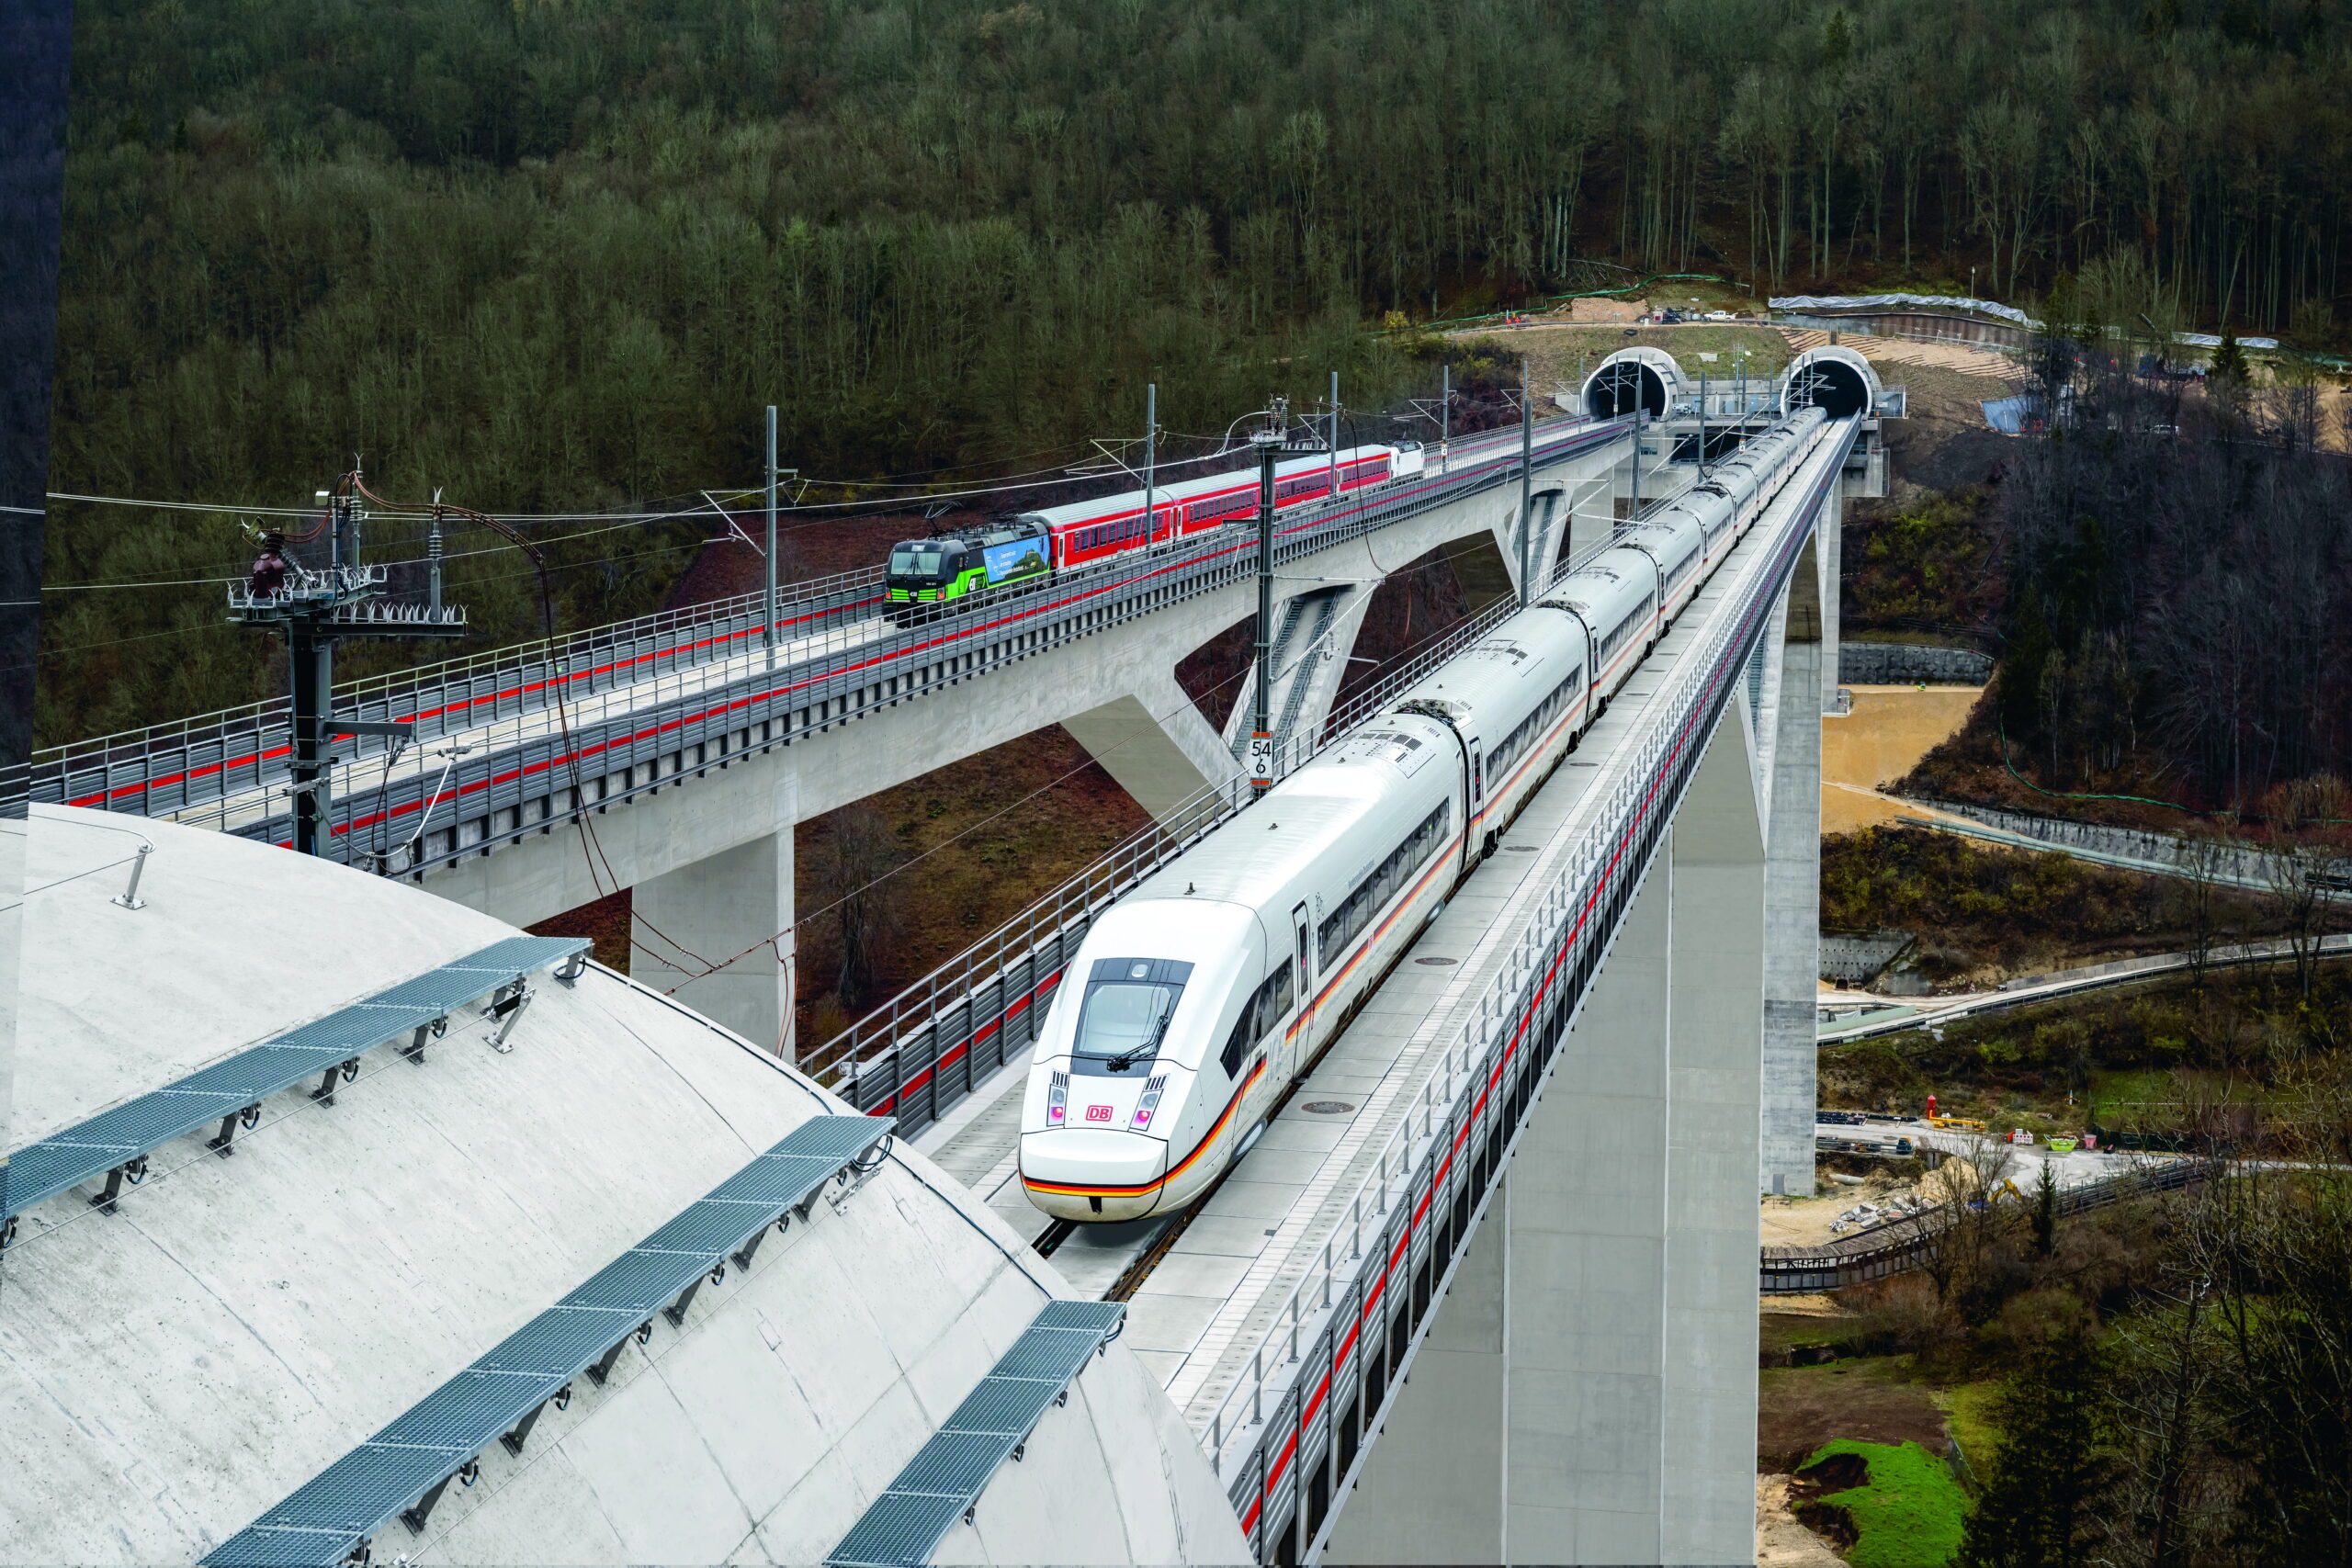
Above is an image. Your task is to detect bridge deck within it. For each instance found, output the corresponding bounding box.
[55,417,1626,869]
[912,420,1850,1441]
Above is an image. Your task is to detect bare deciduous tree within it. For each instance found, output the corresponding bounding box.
[808,807,908,1010]
[1916,1133,2022,1309]
[2261,776,2349,1004]
[2173,831,2235,992]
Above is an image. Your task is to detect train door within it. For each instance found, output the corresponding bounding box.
[1289,902,1313,1067]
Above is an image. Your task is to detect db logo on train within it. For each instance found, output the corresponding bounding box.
[1085,1104,1114,1122]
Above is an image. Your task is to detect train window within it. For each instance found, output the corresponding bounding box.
[1219,962,1298,1079]
[1487,667,1584,778]
[889,547,944,578]
[1074,976,1183,1069]
[1317,801,1451,968]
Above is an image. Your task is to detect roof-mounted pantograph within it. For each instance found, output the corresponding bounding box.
[204,1111,896,1567]
[0,935,590,1246]
[827,1298,1127,1568]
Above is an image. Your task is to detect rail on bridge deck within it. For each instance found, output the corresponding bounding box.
[803,413,1860,1562]
[34,417,1627,875]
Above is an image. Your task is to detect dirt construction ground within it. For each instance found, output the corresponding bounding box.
[1758,1359,1953,1473]
[1757,1474,1849,1566]
[1822,684,1983,833]
[1759,1160,1943,1249]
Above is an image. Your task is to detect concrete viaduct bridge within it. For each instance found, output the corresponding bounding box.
[12,347,1894,1565]
[40,407,1646,1054]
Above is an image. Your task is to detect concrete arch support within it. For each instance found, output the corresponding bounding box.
[1216,585,1377,761]
[1066,671,1241,824]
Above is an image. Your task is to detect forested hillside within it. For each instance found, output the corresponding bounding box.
[1879,357,2352,818]
[45,0,2352,740]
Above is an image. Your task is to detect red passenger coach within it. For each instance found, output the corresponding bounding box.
[1018,446,1411,570]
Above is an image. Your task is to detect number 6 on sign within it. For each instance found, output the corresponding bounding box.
[1247,731,1274,786]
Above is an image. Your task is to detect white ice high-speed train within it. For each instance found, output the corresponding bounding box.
[1019,409,1827,1221]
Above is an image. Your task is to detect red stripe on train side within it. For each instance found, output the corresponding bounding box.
[1019,1058,1265,1198]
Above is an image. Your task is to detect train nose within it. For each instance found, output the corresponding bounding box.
[1019,1128,1169,1222]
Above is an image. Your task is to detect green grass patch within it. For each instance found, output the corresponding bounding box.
[2089,1066,2301,1129]
[1798,1438,1970,1568]
[1933,1380,2005,1481]
[2089,1066,2177,1126]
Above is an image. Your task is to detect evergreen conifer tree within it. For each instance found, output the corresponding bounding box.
[2211,325,2248,388]
[1959,1324,2111,1567]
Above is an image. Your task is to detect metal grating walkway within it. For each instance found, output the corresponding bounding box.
[827,1299,1126,1567]
[203,1111,894,1567]
[0,935,589,1235]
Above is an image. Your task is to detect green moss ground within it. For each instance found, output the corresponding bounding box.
[1800,1438,1971,1568]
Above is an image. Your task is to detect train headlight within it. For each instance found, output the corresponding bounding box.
[1131,1074,1168,1131]
[1046,1070,1069,1126]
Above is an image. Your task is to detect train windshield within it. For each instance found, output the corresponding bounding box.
[1073,979,1181,1070]
[888,547,945,578]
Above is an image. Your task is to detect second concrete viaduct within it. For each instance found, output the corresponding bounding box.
[420,431,1653,1058]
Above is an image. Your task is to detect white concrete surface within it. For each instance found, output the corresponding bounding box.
[0,807,1244,1565]
[1659,705,1769,1563]
[1218,584,1375,760]
[629,771,796,1055]
[1325,711,1766,1566]
[1064,676,1235,822]
[1761,540,1826,1197]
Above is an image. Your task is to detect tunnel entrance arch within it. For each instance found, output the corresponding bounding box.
[1581,347,1684,421]
[1779,346,1880,419]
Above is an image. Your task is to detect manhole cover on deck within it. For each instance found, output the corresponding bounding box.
[1416,956,1458,966]
[1505,845,1539,852]
[1299,1101,1357,1116]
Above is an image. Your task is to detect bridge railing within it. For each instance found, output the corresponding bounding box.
[31,561,883,818]
[1199,417,1856,1564]
[33,417,1610,834]
[1758,1156,2213,1293]
[181,416,1630,865]
[805,523,1634,1138]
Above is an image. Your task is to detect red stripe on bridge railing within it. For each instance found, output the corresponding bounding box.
[74,422,1616,819]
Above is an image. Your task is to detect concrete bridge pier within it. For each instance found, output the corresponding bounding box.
[1323,692,1768,1566]
[1760,536,1826,1197]
[1508,488,1566,599]
[628,770,799,1058]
